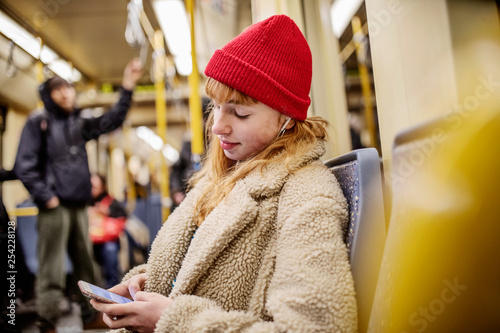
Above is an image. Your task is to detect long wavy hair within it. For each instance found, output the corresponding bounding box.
[189,78,329,226]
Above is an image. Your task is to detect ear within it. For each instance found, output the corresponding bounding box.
[285,118,295,130]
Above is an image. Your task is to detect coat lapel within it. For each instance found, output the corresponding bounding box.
[145,180,203,295]
[243,140,326,198]
[171,180,259,297]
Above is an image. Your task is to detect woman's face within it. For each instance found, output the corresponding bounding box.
[91,175,104,198]
[212,97,294,161]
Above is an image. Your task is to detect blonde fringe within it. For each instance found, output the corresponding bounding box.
[189,79,328,226]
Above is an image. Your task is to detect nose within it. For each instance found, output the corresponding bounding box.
[61,86,72,98]
[212,110,230,136]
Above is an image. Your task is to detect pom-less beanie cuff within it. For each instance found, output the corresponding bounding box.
[206,49,310,121]
[205,15,312,121]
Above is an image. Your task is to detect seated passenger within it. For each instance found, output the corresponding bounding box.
[91,15,357,332]
[89,174,127,289]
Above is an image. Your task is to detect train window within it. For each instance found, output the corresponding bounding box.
[332,1,382,153]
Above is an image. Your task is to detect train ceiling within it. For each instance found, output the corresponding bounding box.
[0,0,252,106]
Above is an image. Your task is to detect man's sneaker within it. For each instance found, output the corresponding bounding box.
[83,311,108,330]
[59,297,73,316]
[35,316,56,333]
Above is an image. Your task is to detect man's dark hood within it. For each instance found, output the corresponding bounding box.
[38,77,78,117]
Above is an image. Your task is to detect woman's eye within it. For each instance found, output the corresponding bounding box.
[230,107,249,119]
[235,113,249,119]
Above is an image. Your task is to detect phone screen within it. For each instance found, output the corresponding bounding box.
[81,281,134,304]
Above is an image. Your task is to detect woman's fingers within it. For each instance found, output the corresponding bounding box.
[107,273,146,299]
[101,312,133,329]
[108,283,132,298]
[96,303,144,330]
[93,291,172,332]
[128,273,147,299]
[90,299,135,317]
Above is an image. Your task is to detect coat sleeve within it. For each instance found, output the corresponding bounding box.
[122,264,148,282]
[81,87,133,140]
[14,117,55,205]
[153,167,358,333]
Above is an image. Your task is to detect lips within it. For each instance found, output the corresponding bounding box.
[219,139,239,150]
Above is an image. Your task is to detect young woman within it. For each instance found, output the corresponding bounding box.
[91,14,357,332]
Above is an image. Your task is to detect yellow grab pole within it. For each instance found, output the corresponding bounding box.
[352,16,377,150]
[36,37,44,108]
[186,0,204,169]
[36,61,44,84]
[123,123,137,214]
[154,30,170,221]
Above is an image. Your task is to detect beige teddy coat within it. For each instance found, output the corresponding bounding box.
[117,141,357,332]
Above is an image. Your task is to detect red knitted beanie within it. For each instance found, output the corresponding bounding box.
[204,15,312,121]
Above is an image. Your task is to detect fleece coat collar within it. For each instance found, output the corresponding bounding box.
[145,141,326,298]
[242,141,326,198]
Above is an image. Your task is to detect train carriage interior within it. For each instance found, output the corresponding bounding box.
[1,0,500,332]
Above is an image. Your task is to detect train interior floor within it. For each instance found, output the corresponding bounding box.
[12,298,108,333]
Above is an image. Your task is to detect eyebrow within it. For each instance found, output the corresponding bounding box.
[225,99,244,105]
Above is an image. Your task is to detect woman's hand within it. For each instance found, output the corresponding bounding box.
[108,273,147,300]
[90,292,173,333]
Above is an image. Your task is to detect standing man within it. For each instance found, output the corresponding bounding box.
[14,58,142,331]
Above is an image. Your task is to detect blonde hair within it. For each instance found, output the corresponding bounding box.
[189,78,328,226]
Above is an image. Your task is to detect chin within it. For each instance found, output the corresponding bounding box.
[223,151,236,161]
[223,151,242,161]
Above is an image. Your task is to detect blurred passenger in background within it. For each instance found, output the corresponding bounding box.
[169,97,210,210]
[91,15,357,332]
[13,58,142,331]
[169,136,192,208]
[89,174,127,289]
[348,110,366,150]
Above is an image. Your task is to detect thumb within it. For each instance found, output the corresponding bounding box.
[128,283,141,300]
[132,291,149,301]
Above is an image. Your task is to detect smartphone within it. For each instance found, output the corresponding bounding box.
[78,280,133,304]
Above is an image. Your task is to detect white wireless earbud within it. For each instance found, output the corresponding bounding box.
[276,117,292,139]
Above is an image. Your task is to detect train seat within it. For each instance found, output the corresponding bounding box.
[132,193,163,251]
[325,148,386,333]
[369,113,500,332]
